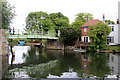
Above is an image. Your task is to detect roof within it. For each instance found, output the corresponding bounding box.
[81,19,100,27]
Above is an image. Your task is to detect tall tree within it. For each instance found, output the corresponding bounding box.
[26,12,70,32]
[71,13,93,27]
[87,21,111,51]
[49,12,70,32]
[0,0,15,29]
[60,27,81,49]
[75,13,93,22]
[72,13,93,28]
[25,11,54,31]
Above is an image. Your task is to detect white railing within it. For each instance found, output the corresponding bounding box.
[5,29,59,39]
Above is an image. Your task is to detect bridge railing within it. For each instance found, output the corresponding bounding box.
[5,29,59,39]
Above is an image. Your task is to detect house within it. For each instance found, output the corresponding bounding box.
[107,1,120,45]
[107,23,120,45]
[80,19,100,43]
[80,19,120,46]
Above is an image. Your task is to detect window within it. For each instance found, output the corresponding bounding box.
[107,36,114,43]
[84,28,87,32]
[84,37,88,43]
[110,37,114,43]
[111,26,114,31]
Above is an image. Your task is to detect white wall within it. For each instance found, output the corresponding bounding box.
[118,24,120,44]
[81,36,91,43]
[118,1,120,23]
[108,24,118,45]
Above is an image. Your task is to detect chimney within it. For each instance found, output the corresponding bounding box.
[117,19,119,24]
[103,14,105,23]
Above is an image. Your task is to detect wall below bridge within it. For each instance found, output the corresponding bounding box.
[46,40,64,50]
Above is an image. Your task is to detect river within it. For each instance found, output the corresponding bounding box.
[3,46,120,79]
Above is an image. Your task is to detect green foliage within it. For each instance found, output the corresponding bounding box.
[88,53,110,77]
[49,12,70,31]
[108,46,120,52]
[87,21,111,51]
[60,27,81,47]
[72,13,93,28]
[72,20,84,28]
[42,18,55,31]
[25,11,50,31]
[0,1,15,29]
[42,39,47,47]
[25,12,69,32]
[75,13,93,22]
[105,20,115,24]
[47,29,56,37]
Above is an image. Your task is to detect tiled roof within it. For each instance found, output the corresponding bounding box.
[81,19,100,27]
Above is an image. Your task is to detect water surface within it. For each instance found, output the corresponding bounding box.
[5,46,120,79]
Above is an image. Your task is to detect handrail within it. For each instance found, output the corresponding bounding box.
[5,29,59,39]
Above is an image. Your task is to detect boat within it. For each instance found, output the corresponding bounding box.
[73,48,86,52]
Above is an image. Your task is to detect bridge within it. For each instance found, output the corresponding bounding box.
[5,29,59,40]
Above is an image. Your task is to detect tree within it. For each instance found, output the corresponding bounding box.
[105,20,115,24]
[75,13,93,22]
[42,18,55,31]
[60,27,81,49]
[25,11,54,31]
[71,20,84,28]
[0,0,15,29]
[72,13,93,28]
[87,21,111,51]
[49,12,70,32]
[25,12,69,32]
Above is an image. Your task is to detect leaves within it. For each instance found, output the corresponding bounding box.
[0,1,15,29]
[87,21,111,51]
[75,13,93,22]
[105,20,115,24]
[25,12,69,32]
[60,27,81,46]
[25,11,49,31]
[72,13,93,29]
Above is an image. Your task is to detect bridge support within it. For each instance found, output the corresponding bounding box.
[0,29,9,79]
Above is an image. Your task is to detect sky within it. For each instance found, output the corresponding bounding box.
[7,0,120,30]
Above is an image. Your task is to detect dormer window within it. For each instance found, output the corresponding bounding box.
[111,26,114,32]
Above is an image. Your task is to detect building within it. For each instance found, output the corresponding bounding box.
[80,19,100,43]
[107,23,120,45]
[107,1,120,45]
[80,17,120,46]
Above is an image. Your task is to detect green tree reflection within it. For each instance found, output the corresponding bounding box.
[88,52,110,77]
[22,48,57,65]
[23,49,82,78]
[48,51,82,76]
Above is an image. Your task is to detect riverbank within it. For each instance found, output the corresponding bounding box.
[9,42,120,53]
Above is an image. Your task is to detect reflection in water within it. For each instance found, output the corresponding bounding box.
[5,46,120,79]
[88,53,110,77]
[9,46,30,64]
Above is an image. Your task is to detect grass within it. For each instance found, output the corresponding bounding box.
[108,46,120,52]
